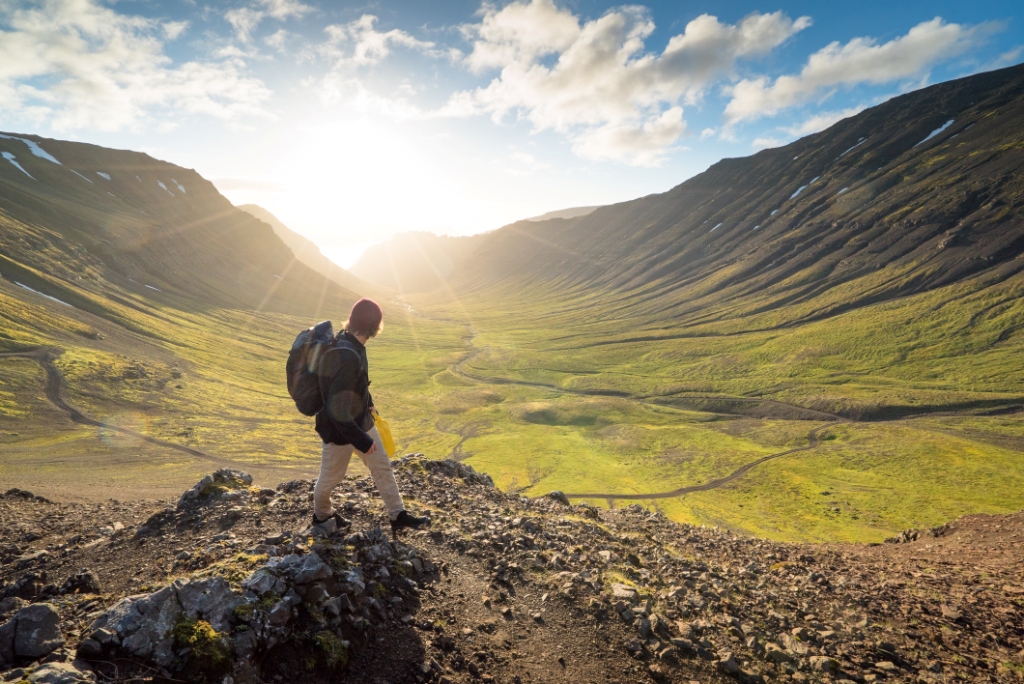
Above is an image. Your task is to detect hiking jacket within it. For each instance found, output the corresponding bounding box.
[315,331,375,452]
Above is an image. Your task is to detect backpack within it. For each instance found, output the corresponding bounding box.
[286,320,335,416]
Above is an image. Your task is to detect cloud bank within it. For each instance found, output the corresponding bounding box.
[724,17,995,125]
[446,0,810,165]
[0,0,271,131]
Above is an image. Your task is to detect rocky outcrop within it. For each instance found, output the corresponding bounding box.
[3,460,1023,683]
[0,603,65,666]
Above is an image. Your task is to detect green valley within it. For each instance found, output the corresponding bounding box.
[3,64,1024,543]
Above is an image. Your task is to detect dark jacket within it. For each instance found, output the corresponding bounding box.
[315,332,375,453]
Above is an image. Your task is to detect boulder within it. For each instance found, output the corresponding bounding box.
[13,603,65,659]
[27,661,97,684]
[86,577,240,667]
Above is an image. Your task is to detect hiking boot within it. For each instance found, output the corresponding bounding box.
[311,511,350,530]
[390,510,431,536]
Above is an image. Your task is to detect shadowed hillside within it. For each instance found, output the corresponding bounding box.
[0,133,359,322]
[238,203,372,295]
[365,63,1024,320]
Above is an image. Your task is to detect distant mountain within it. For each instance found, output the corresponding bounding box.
[523,205,601,222]
[349,231,484,294]
[237,204,370,295]
[348,206,601,293]
[360,64,1024,321]
[0,133,360,325]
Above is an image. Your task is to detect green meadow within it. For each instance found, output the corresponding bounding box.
[3,245,1024,542]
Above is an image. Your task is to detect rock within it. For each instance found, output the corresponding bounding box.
[781,632,810,655]
[177,470,253,509]
[265,553,333,585]
[0,616,15,664]
[547,491,570,506]
[268,601,291,626]
[0,597,28,622]
[75,639,103,659]
[718,653,740,675]
[13,604,65,659]
[60,570,101,595]
[611,583,638,602]
[175,577,241,632]
[242,568,286,596]
[809,655,840,674]
[88,577,239,668]
[765,643,796,664]
[27,661,96,684]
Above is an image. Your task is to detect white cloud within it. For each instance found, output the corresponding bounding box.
[163,21,189,41]
[725,18,995,125]
[573,107,686,166]
[445,1,809,165]
[0,0,271,131]
[462,0,580,73]
[700,127,716,139]
[782,106,865,136]
[226,0,312,41]
[322,14,439,67]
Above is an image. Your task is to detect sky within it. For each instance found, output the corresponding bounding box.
[0,1,1021,266]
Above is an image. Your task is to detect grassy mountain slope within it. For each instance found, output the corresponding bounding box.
[237,203,371,295]
[0,135,468,502]
[374,65,1024,541]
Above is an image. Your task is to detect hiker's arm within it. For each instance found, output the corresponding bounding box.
[321,355,374,453]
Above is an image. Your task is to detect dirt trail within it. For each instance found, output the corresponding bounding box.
[0,347,257,470]
[562,423,838,502]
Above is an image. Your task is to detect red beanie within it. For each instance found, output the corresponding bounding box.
[346,298,383,337]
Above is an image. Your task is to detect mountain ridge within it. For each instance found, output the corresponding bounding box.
[353,63,1024,323]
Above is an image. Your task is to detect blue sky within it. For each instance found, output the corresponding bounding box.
[0,1,1021,266]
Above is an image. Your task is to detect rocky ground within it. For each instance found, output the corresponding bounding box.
[1,457,1022,684]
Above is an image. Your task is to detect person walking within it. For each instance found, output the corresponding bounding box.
[312,297,430,536]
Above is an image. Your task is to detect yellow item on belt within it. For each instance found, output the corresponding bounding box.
[373,411,396,457]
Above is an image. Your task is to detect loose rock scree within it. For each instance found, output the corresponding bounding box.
[1,457,1023,683]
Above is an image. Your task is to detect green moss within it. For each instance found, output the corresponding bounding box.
[171,617,231,674]
[314,630,349,670]
[232,602,255,623]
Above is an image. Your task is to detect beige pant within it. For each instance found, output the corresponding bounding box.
[313,425,405,519]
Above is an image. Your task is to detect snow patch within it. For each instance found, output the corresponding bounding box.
[809,176,820,184]
[70,169,93,183]
[136,175,142,182]
[14,281,72,307]
[789,185,808,200]
[836,187,849,196]
[96,172,110,180]
[172,178,186,193]
[0,134,61,164]
[710,223,722,232]
[145,284,162,292]
[839,138,867,157]
[273,275,282,279]
[157,180,174,196]
[914,119,954,148]
[753,225,760,230]
[770,209,778,215]
[2,152,34,179]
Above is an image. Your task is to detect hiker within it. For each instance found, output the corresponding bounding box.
[312,297,431,535]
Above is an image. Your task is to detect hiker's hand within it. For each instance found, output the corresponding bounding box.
[369,407,378,416]
[365,442,378,455]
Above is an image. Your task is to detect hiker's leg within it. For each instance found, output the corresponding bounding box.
[357,426,405,518]
[313,441,354,520]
